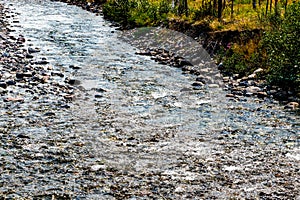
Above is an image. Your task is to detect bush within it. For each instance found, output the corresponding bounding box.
[221,1,300,93]
[262,1,300,91]
[103,0,171,27]
[103,0,137,27]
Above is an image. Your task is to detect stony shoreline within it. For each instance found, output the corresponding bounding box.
[0,3,77,132]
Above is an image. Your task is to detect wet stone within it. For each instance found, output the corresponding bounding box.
[0,81,7,88]
[6,80,16,85]
[27,47,40,54]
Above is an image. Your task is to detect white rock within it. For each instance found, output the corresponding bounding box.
[246,86,261,93]
[253,68,264,74]
[248,73,256,79]
[91,164,106,171]
[223,166,242,171]
[175,186,185,193]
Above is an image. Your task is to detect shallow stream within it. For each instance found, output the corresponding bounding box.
[1,0,299,198]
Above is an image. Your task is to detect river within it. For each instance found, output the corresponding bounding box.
[1,0,299,199]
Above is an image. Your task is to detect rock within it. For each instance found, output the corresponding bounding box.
[69,65,81,69]
[253,68,264,74]
[17,36,25,43]
[244,92,253,97]
[25,53,34,58]
[135,49,151,56]
[0,82,7,88]
[174,186,185,193]
[217,62,224,70]
[239,81,249,87]
[179,59,193,66]
[44,112,56,116]
[246,86,261,94]
[65,79,80,85]
[28,47,40,54]
[51,71,64,77]
[223,76,230,82]
[5,97,24,102]
[64,94,75,100]
[6,80,16,85]
[226,93,235,98]
[24,72,34,77]
[95,88,107,93]
[233,74,240,79]
[196,76,206,84]
[192,82,205,87]
[0,88,7,94]
[16,72,33,79]
[208,84,219,88]
[248,73,256,79]
[284,102,299,110]
[94,94,103,98]
[34,60,49,65]
[257,91,268,98]
[16,72,24,79]
[90,164,106,171]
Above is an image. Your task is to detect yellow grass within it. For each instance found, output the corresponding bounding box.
[152,0,293,31]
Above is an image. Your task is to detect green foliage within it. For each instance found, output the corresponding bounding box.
[221,46,262,77]
[102,0,136,26]
[103,0,171,27]
[262,1,300,90]
[191,0,216,21]
[222,50,248,75]
[221,1,300,92]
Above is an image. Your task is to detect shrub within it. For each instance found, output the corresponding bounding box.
[221,1,299,93]
[262,1,300,91]
[103,0,171,27]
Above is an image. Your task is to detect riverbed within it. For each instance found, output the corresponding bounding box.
[0,0,299,199]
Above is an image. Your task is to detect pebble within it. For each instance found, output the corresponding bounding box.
[284,102,299,110]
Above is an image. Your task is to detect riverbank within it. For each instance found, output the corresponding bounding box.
[52,0,299,109]
[0,4,77,131]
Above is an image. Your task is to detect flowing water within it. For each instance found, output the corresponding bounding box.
[1,0,299,198]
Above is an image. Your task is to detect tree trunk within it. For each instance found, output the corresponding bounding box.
[252,0,256,9]
[231,0,234,18]
[274,0,278,15]
[172,0,179,9]
[218,0,222,19]
[266,0,269,15]
[178,0,188,17]
[183,0,188,17]
[213,0,217,9]
[285,0,288,12]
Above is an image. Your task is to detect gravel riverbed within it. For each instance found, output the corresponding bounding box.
[0,1,299,199]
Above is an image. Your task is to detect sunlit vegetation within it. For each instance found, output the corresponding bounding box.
[220,1,299,92]
[101,0,293,29]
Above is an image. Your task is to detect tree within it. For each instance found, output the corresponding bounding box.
[252,0,256,9]
[178,0,188,16]
[218,0,222,19]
